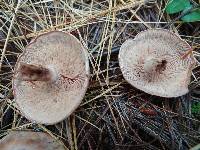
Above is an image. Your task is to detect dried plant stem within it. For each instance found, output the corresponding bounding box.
[181,48,194,60]
[0,0,22,71]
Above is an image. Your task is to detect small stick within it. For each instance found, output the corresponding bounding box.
[181,48,194,60]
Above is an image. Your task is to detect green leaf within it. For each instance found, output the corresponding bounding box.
[192,102,200,114]
[181,8,200,22]
[165,0,191,14]
[191,144,200,150]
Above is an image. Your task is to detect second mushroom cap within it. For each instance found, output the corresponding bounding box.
[119,29,196,97]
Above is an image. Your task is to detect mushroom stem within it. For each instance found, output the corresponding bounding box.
[15,63,58,82]
[144,57,166,73]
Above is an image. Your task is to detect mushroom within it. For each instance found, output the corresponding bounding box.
[12,31,89,124]
[0,131,66,150]
[118,29,196,97]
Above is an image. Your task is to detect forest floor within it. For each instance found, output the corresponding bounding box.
[0,0,200,149]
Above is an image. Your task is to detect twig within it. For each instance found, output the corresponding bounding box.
[0,0,22,71]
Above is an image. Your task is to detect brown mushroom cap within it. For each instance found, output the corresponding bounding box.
[119,29,196,97]
[0,131,66,150]
[13,31,89,124]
